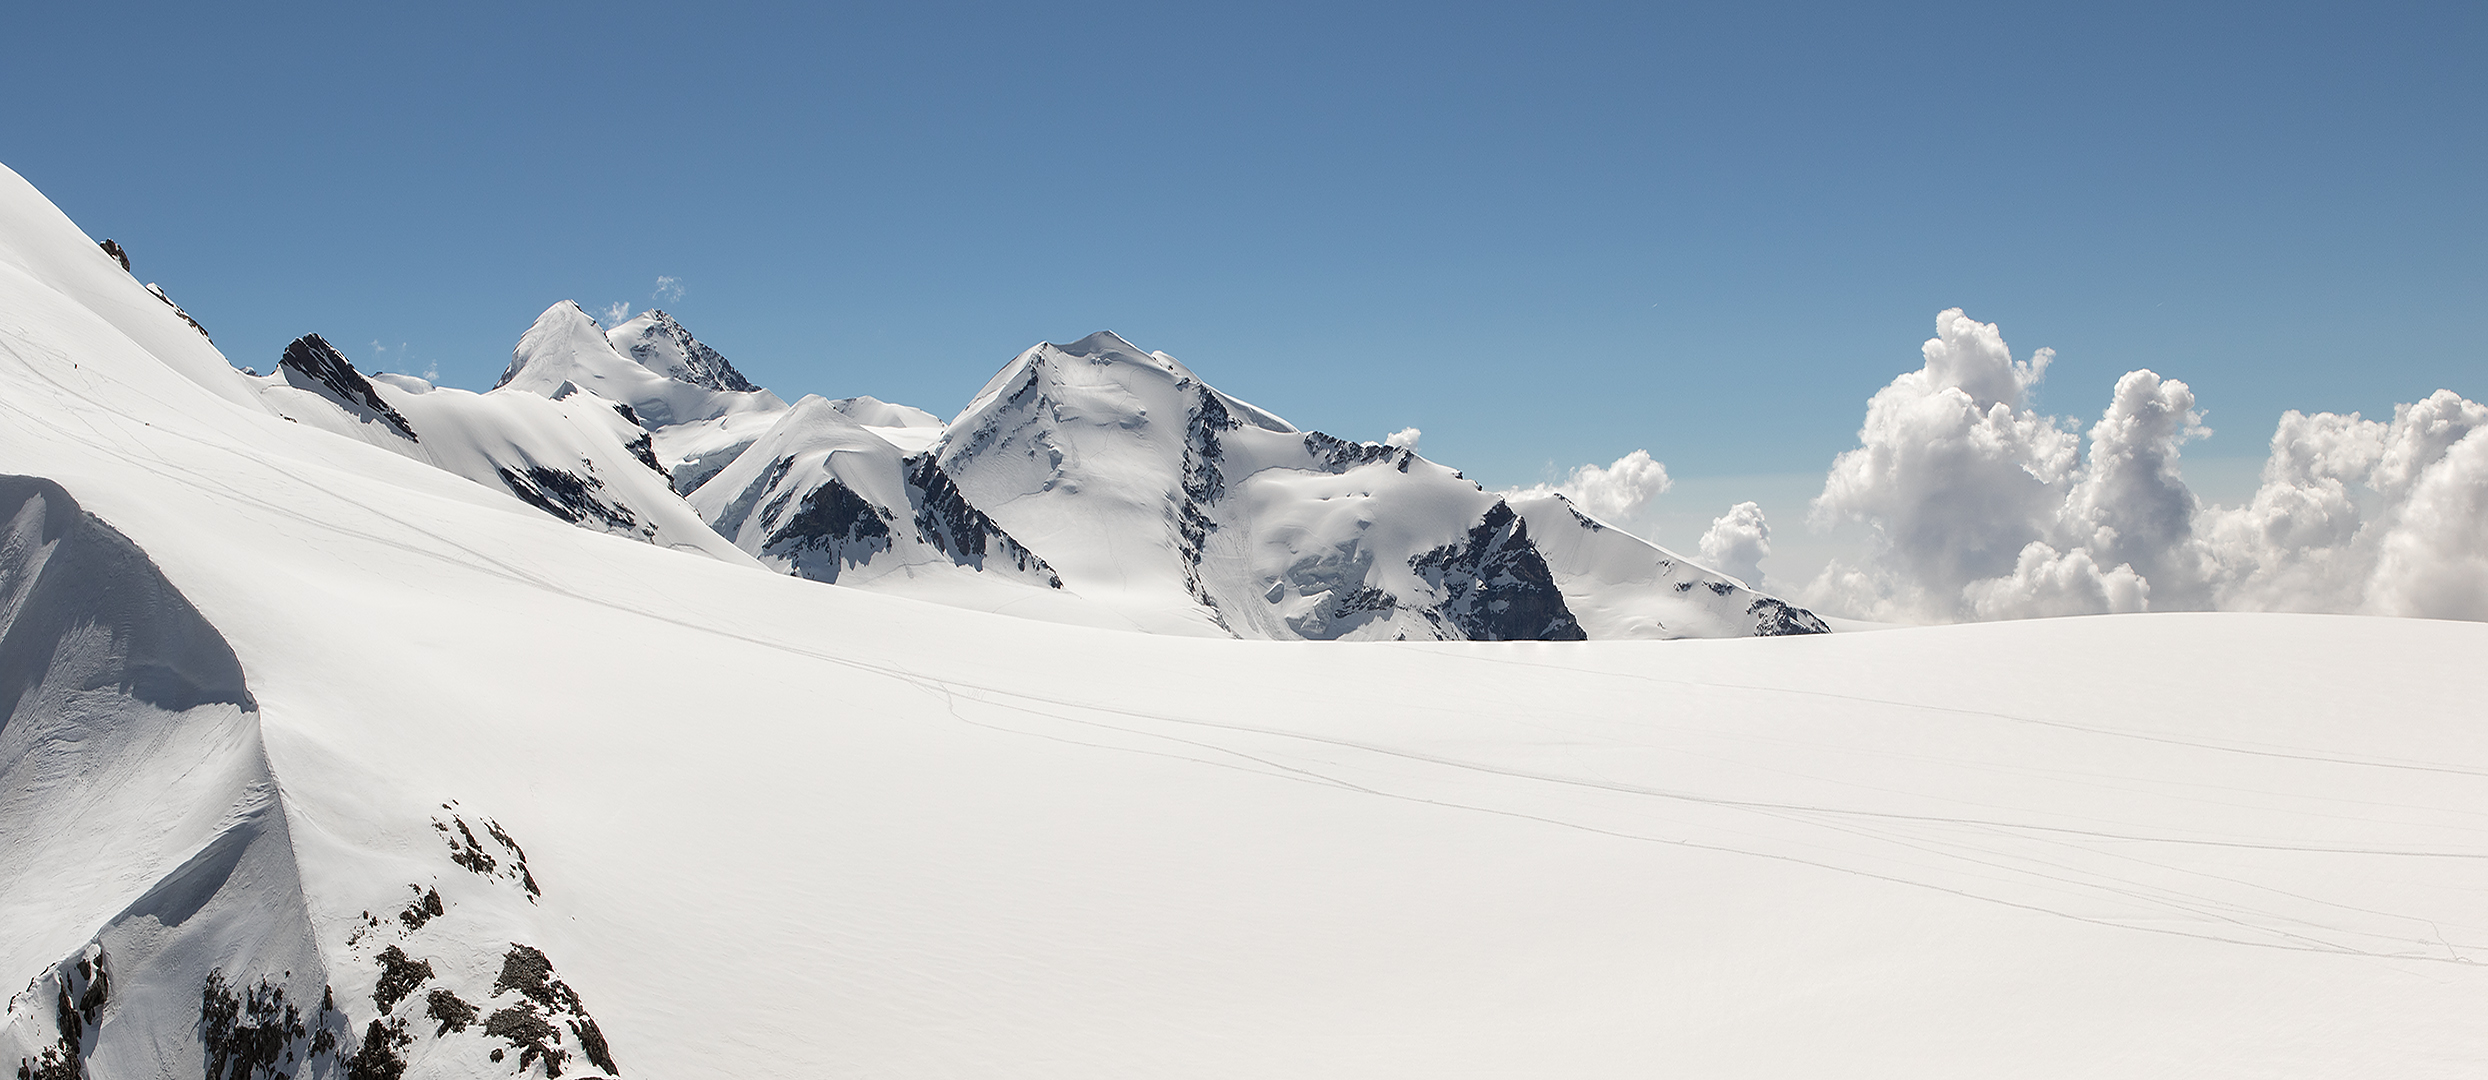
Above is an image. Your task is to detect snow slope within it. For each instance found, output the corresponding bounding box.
[246,333,752,563]
[7,160,2488,1078]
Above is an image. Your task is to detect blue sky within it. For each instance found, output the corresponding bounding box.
[5,1,2480,492]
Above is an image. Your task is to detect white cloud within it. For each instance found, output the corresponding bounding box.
[1384,427,1421,450]
[1805,309,2080,622]
[653,276,684,303]
[601,301,633,326]
[2060,369,2213,608]
[1961,542,2149,620]
[1508,450,1672,526]
[1697,502,1771,587]
[2204,390,2488,619]
[2366,416,2488,618]
[1800,309,2488,625]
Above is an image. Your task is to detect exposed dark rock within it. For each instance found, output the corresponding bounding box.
[621,431,667,480]
[310,988,339,1057]
[483,944,614,1075]
[904,455,1060,586]
[491,945,571,1012]
[1749,597,1832,636]
[761,477,893,583]
[425,989,478,1036]
[482,818,541,899]
[12,949,108,1080]
[434,814,540,899]
[97,239,128,272]
[141,282,212,341]
[484,1007,564,1077]
[370,947,432,1014]
[198,970,307,1080]
[1176,388,1239,622]
[437,816,497,875]
[1408,503,1586,641]
[343,1018,409,1080]
[493,464,640,533]
[1300,431,1399,474]
[570,1017,618,1075]
[278,335,418,439]
[396,886,444,931]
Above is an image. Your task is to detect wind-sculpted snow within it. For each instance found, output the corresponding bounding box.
[0,475,319,1080]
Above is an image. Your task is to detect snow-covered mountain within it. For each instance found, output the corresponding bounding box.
[471,305,1826,639]
[924,330,1815,639]
[7,159,2488,1079]
[497,301,786,429]
[688,394,1060,591]
[246,333,752,562]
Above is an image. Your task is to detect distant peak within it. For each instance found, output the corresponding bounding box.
[605,308,759,394]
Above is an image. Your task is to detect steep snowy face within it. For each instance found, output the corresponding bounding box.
[0,476,327,1080]
[1509,492,1830,639]
[497,302,784,429]
[605,309,760,393]
[934,332,1286,634]
[248,336,755,563]
[933,332,1588,640]
[689,395,1058,591]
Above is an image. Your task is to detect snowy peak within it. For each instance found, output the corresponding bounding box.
[495,300,608,390]
[497,301,783,428]
[605,309,759,393]
[688,395,1059,591]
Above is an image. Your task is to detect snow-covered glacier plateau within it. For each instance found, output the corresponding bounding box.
[5,159,2488,1079]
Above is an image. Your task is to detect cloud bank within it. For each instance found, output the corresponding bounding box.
[1798,309,2488,623]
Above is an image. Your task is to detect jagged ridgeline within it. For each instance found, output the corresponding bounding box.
[253,303,1825,641]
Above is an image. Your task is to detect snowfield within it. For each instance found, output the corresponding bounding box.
[5,160,2488,1078]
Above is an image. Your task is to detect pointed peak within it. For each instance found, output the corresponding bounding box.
[605,308,759,394]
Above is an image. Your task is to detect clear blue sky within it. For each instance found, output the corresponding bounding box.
[5,1,2480,486]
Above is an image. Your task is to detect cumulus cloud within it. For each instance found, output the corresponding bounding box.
[1384,427,1422,451]
[2205,390,2488,619]
[1698,502,1771,587]
[653,276,684,303]
[1509,450,1673,525]
[601,301,633,325]
[1802,308,2488,624]
[1807,309,2082,621]
[1961,542,2150,621]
